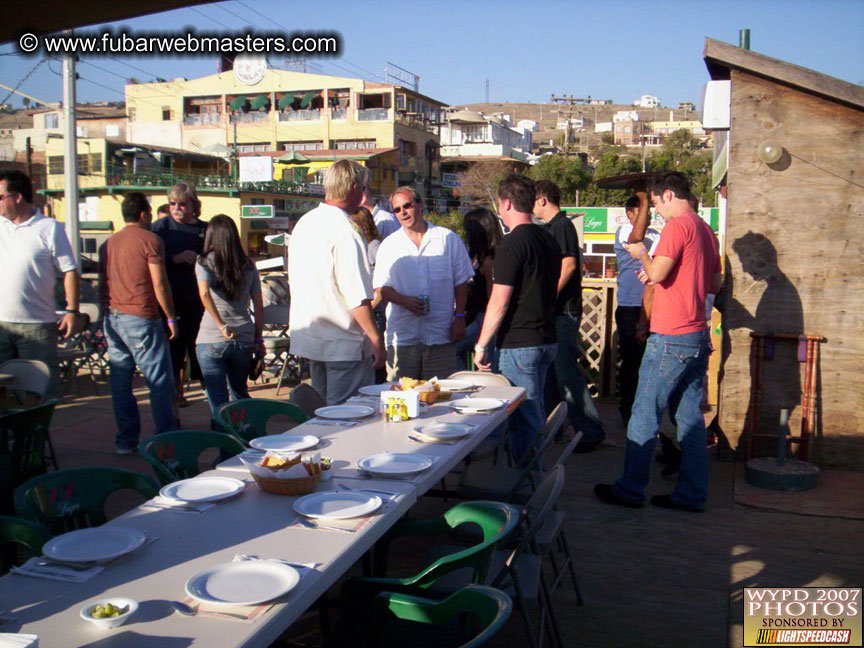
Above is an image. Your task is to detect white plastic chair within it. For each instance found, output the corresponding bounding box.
[0,359,58,469]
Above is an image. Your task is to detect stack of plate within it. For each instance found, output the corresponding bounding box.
[357,453,435,479]
[448,398,506,414]
[159,476,246,504]
[42,527,146,564]
[413,422,475,441]
[249,434,319,452]
[314,405,375,420]
[186,561,301,606]
[293,490,382,519]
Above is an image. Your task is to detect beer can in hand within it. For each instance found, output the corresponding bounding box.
[418,294,430,316]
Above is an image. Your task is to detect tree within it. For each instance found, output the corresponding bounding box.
[454,160,518,212]
[528,154,591,205]
[22,97,31,109]
[580,148,643,206]
[648,129,715,206]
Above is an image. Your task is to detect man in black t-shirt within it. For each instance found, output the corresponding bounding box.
[151,182,207,408]
[534,181,606,452]
[474,174,561,462]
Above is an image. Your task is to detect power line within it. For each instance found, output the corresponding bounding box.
[189,6,234,30]
[1,59,47,105]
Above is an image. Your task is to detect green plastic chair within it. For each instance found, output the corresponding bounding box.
[0,401,57,514]
[0,514,53,574]
[138,430,246,485]
[14,467,159,535]
[213,398,309,444]
[367,585,513,648]
[341,500,518,631]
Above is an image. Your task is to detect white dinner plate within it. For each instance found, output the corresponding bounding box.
[448,398,506,413]
[159,476,246,503]
[436,379,477,393]
[357,383,394,396]
[43,526,147,564]
[358,453,435,478]
[413,422,476,440]
[293,491,382,519]
[314,405,375,420]
[249,434,320,452]
[185,561,300,606]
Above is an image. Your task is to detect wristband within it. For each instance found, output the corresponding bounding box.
[454,312,465,318]
[65,308,79,315]
[474,344,487,353]
[255,338,264,344]
[167,318,178,324]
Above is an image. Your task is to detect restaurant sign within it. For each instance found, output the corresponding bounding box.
[242,205,274,219]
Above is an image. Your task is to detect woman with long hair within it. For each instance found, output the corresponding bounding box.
[456,207,503,368]
[350,206,382,269]
[195,214,265,411]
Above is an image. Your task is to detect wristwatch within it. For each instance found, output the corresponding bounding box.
[65,308,79,315]
[474,344,486,353]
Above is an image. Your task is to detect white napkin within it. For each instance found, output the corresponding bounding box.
[232,554,320,578]
[140,497,216,514]
[10,558,103,583]
[0,634,38,648]
[306,419,360,427]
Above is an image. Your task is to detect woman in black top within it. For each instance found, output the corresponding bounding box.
[456,207,502,368]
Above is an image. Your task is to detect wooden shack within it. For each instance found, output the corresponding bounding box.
[703,38,864,469]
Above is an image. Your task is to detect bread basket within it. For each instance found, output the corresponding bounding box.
[251,472,321,495]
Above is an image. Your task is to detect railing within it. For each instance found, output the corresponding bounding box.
[357,108,389,121]
[579,280,618,399]
[184,113,222,126]
[330,108,347,120]
[395,112,438,133]
[279,109,321,122]
[231,112,270,124]
[237,180,324,196]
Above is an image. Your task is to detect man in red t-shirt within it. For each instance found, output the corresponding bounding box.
[595,172,721,512]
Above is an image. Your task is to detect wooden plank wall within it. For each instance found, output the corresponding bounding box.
[720,70,864,469]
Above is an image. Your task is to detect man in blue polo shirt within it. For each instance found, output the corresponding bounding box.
[613,191,659,425]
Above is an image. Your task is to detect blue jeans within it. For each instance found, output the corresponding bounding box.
[614,330,711,508]
[104,312,177,450]
[498,343,557,463]
[545,315,606,443]
[196,341,254,413]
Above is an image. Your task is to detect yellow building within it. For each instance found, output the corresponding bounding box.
[125,67,445,198]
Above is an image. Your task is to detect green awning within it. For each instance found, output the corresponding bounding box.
[250,94,269,111]
[264,233,289,246]
[300,92,317,108]
[278,94,294,110]
[276,151,310,164]
[229,96,247,111]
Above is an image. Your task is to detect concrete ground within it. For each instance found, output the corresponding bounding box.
[46,374,864,648]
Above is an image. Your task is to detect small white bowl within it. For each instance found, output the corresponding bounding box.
[80,597,138,630]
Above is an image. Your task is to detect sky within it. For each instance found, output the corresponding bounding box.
[0,0,862,110]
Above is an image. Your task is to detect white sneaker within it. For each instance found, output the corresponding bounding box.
[115,446,135,455]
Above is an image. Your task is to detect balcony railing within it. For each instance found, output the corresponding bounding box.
[184,113,222,126]
[231,112,270,124]
[97,164,323,197]
[357,108,389,121]
[279,109,322,122]
[330,108,347,120]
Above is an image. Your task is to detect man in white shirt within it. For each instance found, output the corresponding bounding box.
[288,160,385,405]
[0,170,81,397]
[373,186,473,380]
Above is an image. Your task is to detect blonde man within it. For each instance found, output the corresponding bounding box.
[288,160,385,404]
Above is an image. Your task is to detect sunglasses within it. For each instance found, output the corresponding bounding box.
[393,202,414,214]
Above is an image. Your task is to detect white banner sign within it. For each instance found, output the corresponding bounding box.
[239,156,273,183]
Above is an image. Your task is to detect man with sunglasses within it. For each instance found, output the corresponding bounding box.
[373,186,473,380]
[0,170,81,398]
[151,183,207,409]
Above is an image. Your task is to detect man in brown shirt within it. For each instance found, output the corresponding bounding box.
[99,192,178,453]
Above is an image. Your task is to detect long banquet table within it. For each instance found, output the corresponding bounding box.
[0,384,525,647]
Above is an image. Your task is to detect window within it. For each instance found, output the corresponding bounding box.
[395,93,406,110]
[251,198,265,205]
[89,153,103,173]
[106,124,120,137]
[128,108,137,121]
[161,107,172,121]
[76,125,87,137]
[280,141,324,151]
[44,113,59,129]
[48,155,64,175]
[237,143,272,154]
[334,139,376,150]
[77,154,89,175]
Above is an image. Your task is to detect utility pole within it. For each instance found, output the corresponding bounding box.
[485,79,490,103]
[63,31,80,266]
[550,94,589,156]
